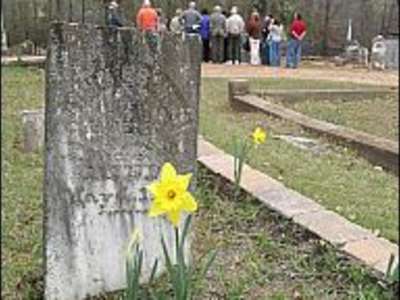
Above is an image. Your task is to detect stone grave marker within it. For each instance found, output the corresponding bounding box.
[20,109,45,153]
[384,38,399,70]
[371,35,387,70]
[44,23,201,299]
[370,35,399,70]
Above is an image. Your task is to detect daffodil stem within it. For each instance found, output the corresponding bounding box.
[174,225,188,300]
[175,226,180,264]
[234,139,248,200]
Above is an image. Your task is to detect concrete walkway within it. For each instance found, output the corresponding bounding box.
[197,136,398,280]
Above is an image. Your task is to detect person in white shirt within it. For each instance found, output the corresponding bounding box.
[225,6,245,65]
[268,18,284,66]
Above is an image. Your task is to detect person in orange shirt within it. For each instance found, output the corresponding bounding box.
[136,0,158,32]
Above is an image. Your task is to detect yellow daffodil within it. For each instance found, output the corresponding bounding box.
[147,163,197,227]
[251,127,266,145]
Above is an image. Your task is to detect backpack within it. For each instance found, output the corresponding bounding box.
[231,23,241,35]
[211,14,225,36]
[213,27,225,36]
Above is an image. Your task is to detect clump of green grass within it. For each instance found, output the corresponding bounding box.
[276,95,398,141]
[200,78,399,243]
[2,67,397,299]
[191,168,396,299]
[249,77,378,91]
[2,67,45,299]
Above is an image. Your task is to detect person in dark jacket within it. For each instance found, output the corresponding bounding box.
[200,9,211,62]
[182,2,202,34]
[107,1,123,27]
[222,10,229,62]
[261,14,273,65]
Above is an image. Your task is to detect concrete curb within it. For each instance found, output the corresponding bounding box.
[254,88,397,102]
[1,56,46,67]
[197,136,398,280]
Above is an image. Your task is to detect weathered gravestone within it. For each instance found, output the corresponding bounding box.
[371,35,387,70]
[384,38,399,70]
[370,35,399,70]
[20,109,45,153]
[44,23,201,299]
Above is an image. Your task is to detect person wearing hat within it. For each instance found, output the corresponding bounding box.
[225,6,245,65]
[107,0,123,27]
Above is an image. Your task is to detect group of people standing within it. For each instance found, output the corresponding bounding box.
[107,0,307,69]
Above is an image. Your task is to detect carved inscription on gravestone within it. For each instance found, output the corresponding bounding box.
[44,23,201,300]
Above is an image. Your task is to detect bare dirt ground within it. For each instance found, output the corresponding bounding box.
[2,55,398,87]
[202,61,399,87]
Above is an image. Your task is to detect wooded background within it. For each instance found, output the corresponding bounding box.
[2,0,399,55]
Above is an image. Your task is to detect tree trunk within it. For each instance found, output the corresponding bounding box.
[82,0,85,23]
[33,0,38,54]
[322,0,331,55]
[387,0,397,34]
[381,0,388,34]
[68,0,73,22]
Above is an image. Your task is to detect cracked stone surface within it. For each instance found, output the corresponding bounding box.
[44,23,201,300]
[274,135,330,155]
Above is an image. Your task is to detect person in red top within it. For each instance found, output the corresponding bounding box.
[136,0,158,32]
[286,12,307,68]
[246,11,262,65]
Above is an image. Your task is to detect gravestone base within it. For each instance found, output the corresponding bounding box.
[228,79,250,101]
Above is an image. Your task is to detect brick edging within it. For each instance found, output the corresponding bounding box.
[197,136,399,280]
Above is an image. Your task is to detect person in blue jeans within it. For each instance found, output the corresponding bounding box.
[261,15,273,65]
[268,18,283,66]
[286,12,307,68]
[286,39,302,68]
